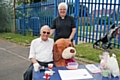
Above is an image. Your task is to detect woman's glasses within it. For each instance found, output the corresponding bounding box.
[43,31,50,34]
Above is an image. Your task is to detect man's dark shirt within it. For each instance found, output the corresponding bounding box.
[52,15,76,42]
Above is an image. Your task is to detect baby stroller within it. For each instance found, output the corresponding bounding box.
[93,23,120,50]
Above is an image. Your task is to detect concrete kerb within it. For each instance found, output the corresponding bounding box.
[75,57,97,65]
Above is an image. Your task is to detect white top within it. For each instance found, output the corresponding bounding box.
[29,37,54,62]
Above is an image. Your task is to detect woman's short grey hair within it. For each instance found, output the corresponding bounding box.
[58,2,68,10]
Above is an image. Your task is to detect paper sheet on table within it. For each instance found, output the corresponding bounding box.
[85,64,102,73]
[58,69,93,80]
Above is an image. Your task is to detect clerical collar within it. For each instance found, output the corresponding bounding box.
[59,15,67,19]
[61,17,65,19]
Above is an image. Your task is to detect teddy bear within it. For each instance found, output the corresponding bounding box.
[53,38,77,67]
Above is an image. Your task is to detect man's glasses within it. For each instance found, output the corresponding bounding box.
[43,31,50,34]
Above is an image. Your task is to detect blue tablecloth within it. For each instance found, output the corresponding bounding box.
[33,64,119,80]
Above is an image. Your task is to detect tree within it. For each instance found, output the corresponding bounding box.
[16,0,29,5]
[31,0,47,3]
[16,0,47,5]
[0,0,14,32]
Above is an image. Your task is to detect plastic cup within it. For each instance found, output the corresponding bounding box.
[48,63,53,71]
[102,69,110,77]
[33,63,40,72]
[45,71,50,80]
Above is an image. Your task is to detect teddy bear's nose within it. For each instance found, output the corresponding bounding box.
[70,49,75,53]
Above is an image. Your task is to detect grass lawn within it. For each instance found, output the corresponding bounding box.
[0,32,120,67]
[0,32,38,46]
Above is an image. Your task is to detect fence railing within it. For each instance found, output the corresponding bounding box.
[79,0,120,48]
[15,0,120,48]
[16,1,54,35]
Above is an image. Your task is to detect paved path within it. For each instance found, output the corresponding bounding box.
[0,39,30,80]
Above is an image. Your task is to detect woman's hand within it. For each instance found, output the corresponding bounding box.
[65,38,71,42]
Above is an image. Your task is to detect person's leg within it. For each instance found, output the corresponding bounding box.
[23,64,33,80]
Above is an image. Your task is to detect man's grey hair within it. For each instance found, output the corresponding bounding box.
[58,2,68,10]
[40,25,50,31]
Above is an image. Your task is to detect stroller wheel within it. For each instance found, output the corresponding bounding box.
[101,44,107,49]
[110,47,112,49]
[93,44,98,49]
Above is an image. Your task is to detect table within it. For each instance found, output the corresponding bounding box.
[33,64,119,80]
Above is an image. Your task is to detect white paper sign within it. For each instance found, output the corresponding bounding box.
[58,69,93,80]
[85,64,102,73]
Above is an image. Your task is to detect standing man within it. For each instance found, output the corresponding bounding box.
[24,25,54,80]
[50,2,76,42]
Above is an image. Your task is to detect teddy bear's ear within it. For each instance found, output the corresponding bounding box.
[53,44,62,62]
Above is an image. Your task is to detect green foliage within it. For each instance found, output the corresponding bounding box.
[0,32,38,46]
[16,0,47,5]
[75,43,102,62]
[16,3,53,21]
[39,11,53,17]
[97,16,112,25]
[16,1,28,5]
[26,28,33,36]
[0,0,13,32]
[87,22,90,26]
[31,0,47,3]
[75,43,120,67]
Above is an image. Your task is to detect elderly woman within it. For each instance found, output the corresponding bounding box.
[50,2,76,42]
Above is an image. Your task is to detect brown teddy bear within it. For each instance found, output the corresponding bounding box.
[53,38,76,67]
